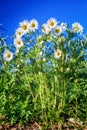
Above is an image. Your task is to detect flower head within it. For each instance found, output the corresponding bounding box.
[15,28,24,38]
[3,50,13,61]
[72,22,83,33]
[47,36,52,42]
[47,18,57,29]
[54,50,62,59]
[55,26,62,35]
[29,19,39,31]
[14,38,24,49]
[19,20,30,34]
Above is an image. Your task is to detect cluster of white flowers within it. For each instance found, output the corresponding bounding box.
[42,18,67,36]
[14,19,39,50]
[16,19,39,37]
[3,18,84,62]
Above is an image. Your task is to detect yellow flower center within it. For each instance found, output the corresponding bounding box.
[31,23,35,28]
[47,36,52,41]
[17,31,21,35]
[6,53,11,58]
[50,21,54,26]
[56,51,61,56]
[74,26,79,31]
[22,24,27,30]
[56,28,61,33]
[17,40,21,45]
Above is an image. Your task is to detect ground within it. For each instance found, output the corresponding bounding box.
[0,121,87,130]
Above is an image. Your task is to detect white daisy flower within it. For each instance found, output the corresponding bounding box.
[47,18,57,29]
[55,26,62,35]
[42,23,51,34]
[19,20,30,34]
[54,50,62,59]
[14,38,24,49]
[72,22,83,33]
[47,36,52,42]
[3,50,13,61]
[57,37,62,43]
[29,19,39,31]
[15,27,24,38]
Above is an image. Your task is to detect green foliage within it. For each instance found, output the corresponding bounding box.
[0,20,87,129]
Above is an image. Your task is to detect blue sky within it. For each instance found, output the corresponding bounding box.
[0,0,87,38]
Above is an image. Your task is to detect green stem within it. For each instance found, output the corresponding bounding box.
[24,70,34,99]
[38,72,45,119]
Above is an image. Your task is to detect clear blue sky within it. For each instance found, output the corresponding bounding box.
[0,0,87,37]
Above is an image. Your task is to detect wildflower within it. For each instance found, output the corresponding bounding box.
[47,18,57,29]
[29,19,39,31]
[14,38,24,49]
[19,20,30,34]
[57,36,65,43]
[72,22,83,33]
[15,28,24,38]
[54,49,62,59]
[55,26,62,35]
[42,23,51,34]
[47,36,52,42]
[3,50,13,61]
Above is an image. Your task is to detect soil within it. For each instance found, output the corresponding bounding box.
[0,121,87,130]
